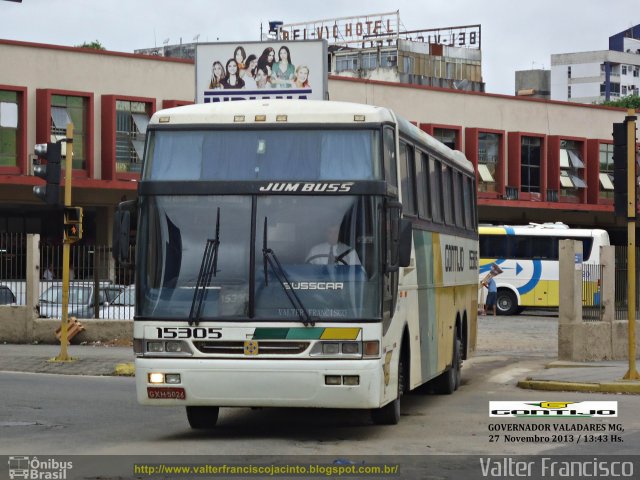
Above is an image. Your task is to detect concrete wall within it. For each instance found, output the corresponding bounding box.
[0,306,132,344]
[559,242,640,361]
[328,76,630,141]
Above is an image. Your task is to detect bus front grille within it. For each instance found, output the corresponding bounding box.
[193,341,310,355]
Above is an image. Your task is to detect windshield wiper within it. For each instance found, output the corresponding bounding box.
[189,208,221,326]
[262,217,316,327]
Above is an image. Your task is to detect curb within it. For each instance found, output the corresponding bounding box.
[517,379,640,394]
[113,362,135,376]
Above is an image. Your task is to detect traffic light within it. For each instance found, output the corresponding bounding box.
[33,142,62,205]
[63,206,83,243]
[613,122,630,217]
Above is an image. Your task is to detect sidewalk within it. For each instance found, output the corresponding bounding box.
[518,360,640,394]
[0,343,135,376]
[1,343,639,393]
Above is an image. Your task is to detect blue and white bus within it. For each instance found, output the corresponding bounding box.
[115,100,478,428]
[479,223,610,314]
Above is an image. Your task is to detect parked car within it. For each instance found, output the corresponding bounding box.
[0,285,16,305]
[37,283,123,319]
[100,285,135,319]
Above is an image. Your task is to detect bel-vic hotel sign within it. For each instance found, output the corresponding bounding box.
[278,11,481,50]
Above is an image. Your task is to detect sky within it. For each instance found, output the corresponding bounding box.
[0,0,638,95]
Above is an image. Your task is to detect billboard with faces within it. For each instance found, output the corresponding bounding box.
[195,40,328,103]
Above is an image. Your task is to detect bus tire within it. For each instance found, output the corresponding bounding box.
[371,355,404,425]
[496,289,518,315]
[186,406,219,429]
[432,337,462,395]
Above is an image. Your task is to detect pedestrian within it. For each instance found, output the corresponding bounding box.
[43,264,54,281]
[483,276,497,316]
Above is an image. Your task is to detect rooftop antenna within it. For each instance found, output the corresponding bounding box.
[163,38,170,46]
[193,34,200,43]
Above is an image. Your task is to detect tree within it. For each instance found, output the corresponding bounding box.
[77,40,105,50]
[601,95,640,109]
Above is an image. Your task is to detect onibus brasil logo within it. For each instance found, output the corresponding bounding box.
[8,456,73,479]
[489,401,618,417]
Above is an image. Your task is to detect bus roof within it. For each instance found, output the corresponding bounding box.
[150,100,397,126]
[150,99,473,173]
[479,224,610,238]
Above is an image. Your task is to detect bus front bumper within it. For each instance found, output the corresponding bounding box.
[135,357,385,409]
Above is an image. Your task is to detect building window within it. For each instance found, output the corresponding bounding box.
[0,90,19,167]
[633,67,639,78]
[478,132,499,193]
[116,100,150,173]
[403,56,414,73]
[622,85,628,95]
[50,95,87,170]
[568,86,571,99]
[520,136,541,193]
[434,128,457,150]
[599,143,614,200]
[567,66,571,78]
[559,140,585,199]
[335,55,358,72]
[622,65,628,75]
[380,51,397,67]
[360,52,378,70]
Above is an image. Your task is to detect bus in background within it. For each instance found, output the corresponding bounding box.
[114,100,478,428]
[479,223,610,315]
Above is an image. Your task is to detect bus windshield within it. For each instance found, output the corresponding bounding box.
[137,195,382,321]
[143,129,382,181]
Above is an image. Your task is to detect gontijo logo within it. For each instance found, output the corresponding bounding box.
[490,401,617,417]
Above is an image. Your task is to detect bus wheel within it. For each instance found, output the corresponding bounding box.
[371,355,404,425]
[432,337,461,395]
[496,289,518,315]
[186,406,219,429]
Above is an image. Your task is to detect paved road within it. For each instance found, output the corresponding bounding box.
[477,310,558,357]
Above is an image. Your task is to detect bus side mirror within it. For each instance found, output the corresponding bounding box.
[112,200,136,264]
[398,219,412,267]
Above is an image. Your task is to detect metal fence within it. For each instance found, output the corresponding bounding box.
[0,232,134,319]
[615,245,640,321]
[0,232,26,305]
[582,263,604,321]
[40,242,134,319]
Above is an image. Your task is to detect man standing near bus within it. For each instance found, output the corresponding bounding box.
[483,276,497,316]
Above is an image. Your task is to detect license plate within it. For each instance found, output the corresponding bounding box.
[147,387,186,400]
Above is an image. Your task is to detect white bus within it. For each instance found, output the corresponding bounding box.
[479,223,610,315]
[115,100,478,428]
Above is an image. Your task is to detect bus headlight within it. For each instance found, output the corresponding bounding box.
[147,341,165,353]
[322,343,340,355]
[145,340,192,356]
[341,342,359,354]
[310,341,363,357]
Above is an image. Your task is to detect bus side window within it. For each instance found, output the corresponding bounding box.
[429,157,443,223]
[454,171,464,229]
[463,175,474,230]
[399,141,416,215]
[442,164,454,226]
[514,237,532,259]
[383,126,398,189]
[531,236,550,259]
[417,151,430,220]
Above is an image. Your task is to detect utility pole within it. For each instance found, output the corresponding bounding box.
[56,124,75,361]
[623,109,639,380]
[615,109,640,380]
